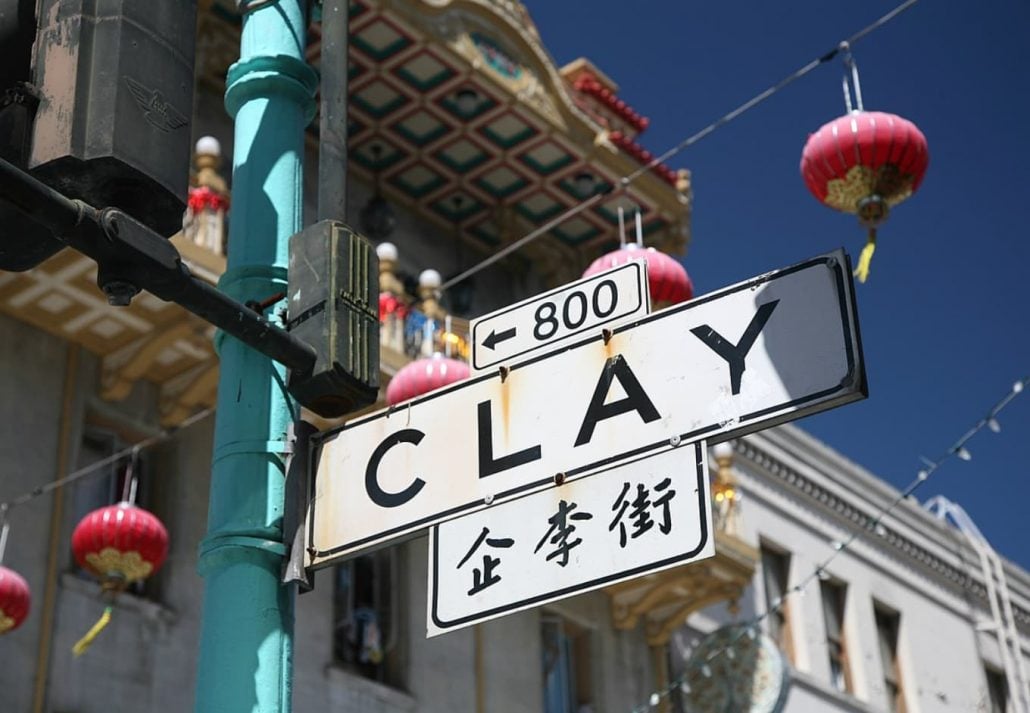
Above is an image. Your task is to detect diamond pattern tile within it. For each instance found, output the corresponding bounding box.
[351,78,410,119]
[438,90,498,122]
[351,18,412,61]
[480,113,536,149]
[474,165,529,199]
[556,172,614,201]
[352,139,407,172]
[519,140,575,175]
[516,192,565,223]
[394,51,456,91]
[552,216,603,246]
[392,108,451,147]
[433,137,490,173]
[390,163,446,198]
[431,190,485,222]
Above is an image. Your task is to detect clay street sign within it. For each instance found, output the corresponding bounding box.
[469,260,650,374]
[306,250,865,569]
[427,443,713,637]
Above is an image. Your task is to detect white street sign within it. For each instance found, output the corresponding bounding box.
[469,260,650,374]
[307,250,864,568]
[427,442,713,637]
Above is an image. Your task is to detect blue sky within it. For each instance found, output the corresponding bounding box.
[523,1,1030,570]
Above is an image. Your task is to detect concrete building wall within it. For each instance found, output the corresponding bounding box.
[0,313,76,713]
[716,425,1030,713]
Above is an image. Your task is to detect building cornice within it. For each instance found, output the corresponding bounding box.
[733,427,1030,634]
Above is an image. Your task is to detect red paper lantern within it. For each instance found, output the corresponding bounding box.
[0,565,30,635]
[386,354,470,406]
[69,502,169,655]
[71,502,169,587]
[583,245,693,308]
[801,110,929,281]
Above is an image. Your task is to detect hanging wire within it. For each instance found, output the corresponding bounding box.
[0,408,214,512]
[627,375,1027,712]
[439,0,920,293]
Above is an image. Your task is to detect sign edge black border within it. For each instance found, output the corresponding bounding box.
[427,441,709,631]
[306,249,861,565]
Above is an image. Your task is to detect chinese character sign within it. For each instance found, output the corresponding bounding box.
[427,443,714,637]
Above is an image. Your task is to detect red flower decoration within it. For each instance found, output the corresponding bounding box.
[378,293,408,323]
[188,186,230,213]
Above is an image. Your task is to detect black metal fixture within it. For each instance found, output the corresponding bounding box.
[574,171,597,198]
[455,87,480,117]
[358,144,396,241]
[446,194,476,316]
[0,156,317,388]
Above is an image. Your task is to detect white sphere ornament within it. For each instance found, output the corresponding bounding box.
[419,269,442,288]
[195,136,221,157]
[713,442,734,460]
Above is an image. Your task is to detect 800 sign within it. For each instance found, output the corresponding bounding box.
[470,261,651,373]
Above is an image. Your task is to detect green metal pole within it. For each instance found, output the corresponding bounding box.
[194,2,317,711]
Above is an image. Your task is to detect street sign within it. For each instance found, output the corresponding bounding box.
[307,250,864,568]
[469,260,650,374]
[427,442,713,637]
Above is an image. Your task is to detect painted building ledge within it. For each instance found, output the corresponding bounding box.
[0,238,224,428]
[605,529,759,647]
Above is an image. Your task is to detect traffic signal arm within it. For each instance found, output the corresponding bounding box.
[0,156,317,374]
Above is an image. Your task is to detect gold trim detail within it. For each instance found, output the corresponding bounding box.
[84,548,154,582]
[823,164,915,214]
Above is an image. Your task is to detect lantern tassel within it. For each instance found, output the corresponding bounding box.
[854,228,877,283]
[72,606,112,656]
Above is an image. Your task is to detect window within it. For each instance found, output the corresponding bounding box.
[874,605,905,713]
[541,614,593,713]
[985,665,1008,713]
[332,549,401,686]
[820,579,851,693]
[760,543,794,661]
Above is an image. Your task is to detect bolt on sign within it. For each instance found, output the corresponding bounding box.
[306,250,865,569]
[427,442,713,637]
[469,261,651,375]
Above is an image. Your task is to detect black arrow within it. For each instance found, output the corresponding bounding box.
[482,326,517,351]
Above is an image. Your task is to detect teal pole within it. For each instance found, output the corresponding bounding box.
[194,2,317,711]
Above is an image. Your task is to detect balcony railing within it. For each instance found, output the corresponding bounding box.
[380,303,470,362]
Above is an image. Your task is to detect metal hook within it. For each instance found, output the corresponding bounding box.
[0,504,9,566]
[121,444,141,504]
[838,41,865,113]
